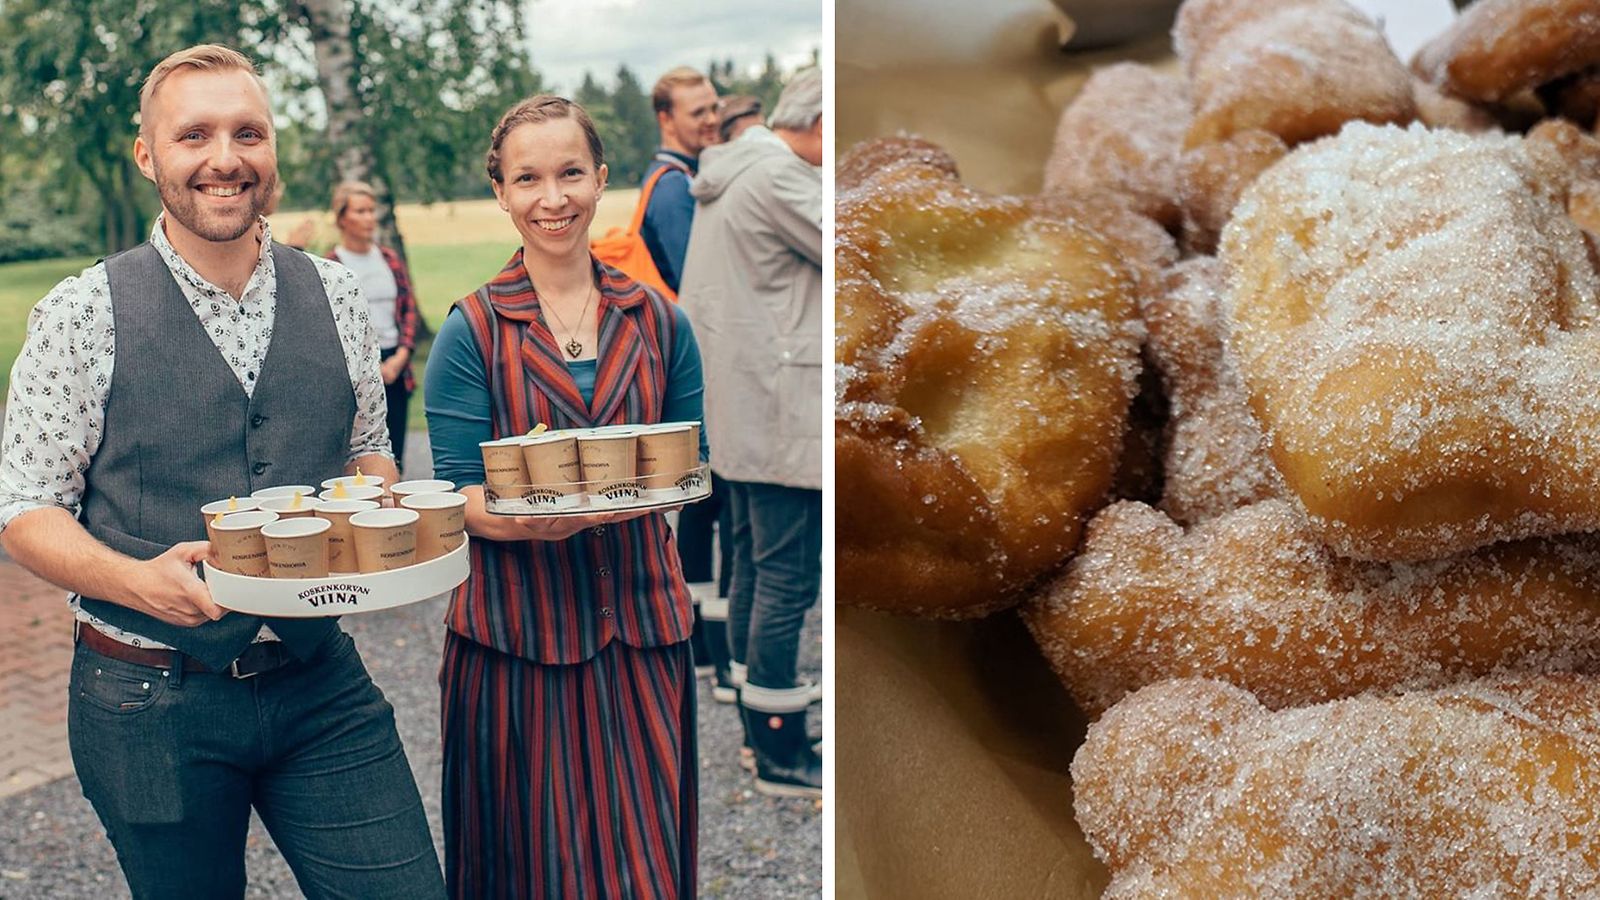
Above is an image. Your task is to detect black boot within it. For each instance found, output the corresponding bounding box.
[740,683,822,799]
[701,595,735,703]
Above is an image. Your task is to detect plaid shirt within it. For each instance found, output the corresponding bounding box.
[328,244,419,392]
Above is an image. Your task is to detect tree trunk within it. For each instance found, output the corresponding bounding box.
[294,0,408,266]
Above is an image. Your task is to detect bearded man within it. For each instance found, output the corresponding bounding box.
[0,44,444,898]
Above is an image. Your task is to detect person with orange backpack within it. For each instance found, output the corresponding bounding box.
[594,66,735,699]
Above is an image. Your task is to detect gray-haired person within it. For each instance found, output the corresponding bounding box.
[0,44,443,897]
[677,68,823,798]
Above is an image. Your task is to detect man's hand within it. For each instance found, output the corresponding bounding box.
[124,541,226,627]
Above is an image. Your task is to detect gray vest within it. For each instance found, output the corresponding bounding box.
[79,242,356,670]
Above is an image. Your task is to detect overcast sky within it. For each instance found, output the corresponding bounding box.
[521,0,822,94]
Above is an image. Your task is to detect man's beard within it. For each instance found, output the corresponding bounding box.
[152,157,275,243]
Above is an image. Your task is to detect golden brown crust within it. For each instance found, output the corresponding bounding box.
[1177,129,1289,255]
[1175,0,1415,149]
[1413,0,1600,104]
[1026,498,1600,717]
[836,136,960,195]
[835,145,1144,617]
[1041,63,1189,231]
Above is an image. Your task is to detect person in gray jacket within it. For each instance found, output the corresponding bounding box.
[677,68,823,799]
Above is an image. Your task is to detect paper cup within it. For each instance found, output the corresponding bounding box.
[577,433,641,507]
[318,484,385,503]
[209,510,279,577]
[259,495,323,519]
[521,433,585,508]
[262,516,332,579]
[202,497,261,543]
[636,424,698,495]
[480,437,530,487]
[317,499,381,574]
[321,474,388,492]
[400,493,468,562]
[250,484,316,500]
[350,508,419,573]
[391,479,456,500]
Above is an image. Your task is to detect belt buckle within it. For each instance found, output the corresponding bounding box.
[228,657,260,679]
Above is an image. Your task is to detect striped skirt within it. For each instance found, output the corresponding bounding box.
[440,631,698,899]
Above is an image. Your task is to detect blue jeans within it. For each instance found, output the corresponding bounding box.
[725,481,822,689]
[68,629,444,899]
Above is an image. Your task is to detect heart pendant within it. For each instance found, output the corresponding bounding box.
[565,339,583,359]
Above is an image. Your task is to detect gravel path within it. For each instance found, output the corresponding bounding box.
[0,434,821,898]
[0,597,822,900]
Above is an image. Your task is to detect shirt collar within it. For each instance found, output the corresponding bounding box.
[654,147,698,174]
[149,212,275,299]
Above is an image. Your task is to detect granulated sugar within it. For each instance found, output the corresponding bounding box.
[1220,122,1600,560]
[1074,674,1600,896]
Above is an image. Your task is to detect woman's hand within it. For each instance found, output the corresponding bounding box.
[500,506,653,542]
[460,485,655,543]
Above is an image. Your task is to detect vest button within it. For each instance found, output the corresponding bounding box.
[589,526,605,536]
[599,606,613,618]
[251,414,266,427]
[253,462,269,475]
[597,566,611,577]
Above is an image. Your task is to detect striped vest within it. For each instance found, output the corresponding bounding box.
[447,250,693,664]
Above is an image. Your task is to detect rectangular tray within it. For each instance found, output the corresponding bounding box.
[485,464,712,517]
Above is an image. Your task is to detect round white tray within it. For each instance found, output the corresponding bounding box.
[202,537,470,617]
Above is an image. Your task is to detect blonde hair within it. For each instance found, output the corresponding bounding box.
[331,180,378,223]
[139,44,266,133]
[485,95,605,184]
[651,67,709,116]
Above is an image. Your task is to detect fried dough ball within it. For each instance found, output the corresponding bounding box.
[1141,258,1281,523]
[1074,674,1600,897]
[1174,0,1415,149]
[1413,0,1600,105]
[836,150,1144,618]
[1410,77,1501,133]
[1537,66,1600,129]
[1029,191,1178,303]
[1025,498,1600,717]
[1042,63,1189,231]
[1176,129,1289,255]
[1221,122,1600,562]
[837,136,960,195]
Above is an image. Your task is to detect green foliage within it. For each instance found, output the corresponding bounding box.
[0,0,293,251]
[0,0,813,259]
[0,180,99,264]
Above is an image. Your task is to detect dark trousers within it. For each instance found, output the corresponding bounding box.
[69,630,444,900]
[381,346,412,472]
[725,480,822,689]
[675,470,730,591]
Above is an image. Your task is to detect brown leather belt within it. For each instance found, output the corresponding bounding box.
[76,621,295,678]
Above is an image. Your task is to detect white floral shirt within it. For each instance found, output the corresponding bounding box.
[0,215,392,648]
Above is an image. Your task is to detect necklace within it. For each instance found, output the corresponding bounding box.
[541,284,596,358]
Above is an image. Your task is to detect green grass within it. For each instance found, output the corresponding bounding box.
[0,244,520,432]
[402,241,520,428]
[0,256,101,403]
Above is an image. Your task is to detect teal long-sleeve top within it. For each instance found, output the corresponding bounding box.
[424,304,709,488]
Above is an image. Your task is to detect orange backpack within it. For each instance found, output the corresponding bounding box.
[591,163,686,301]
